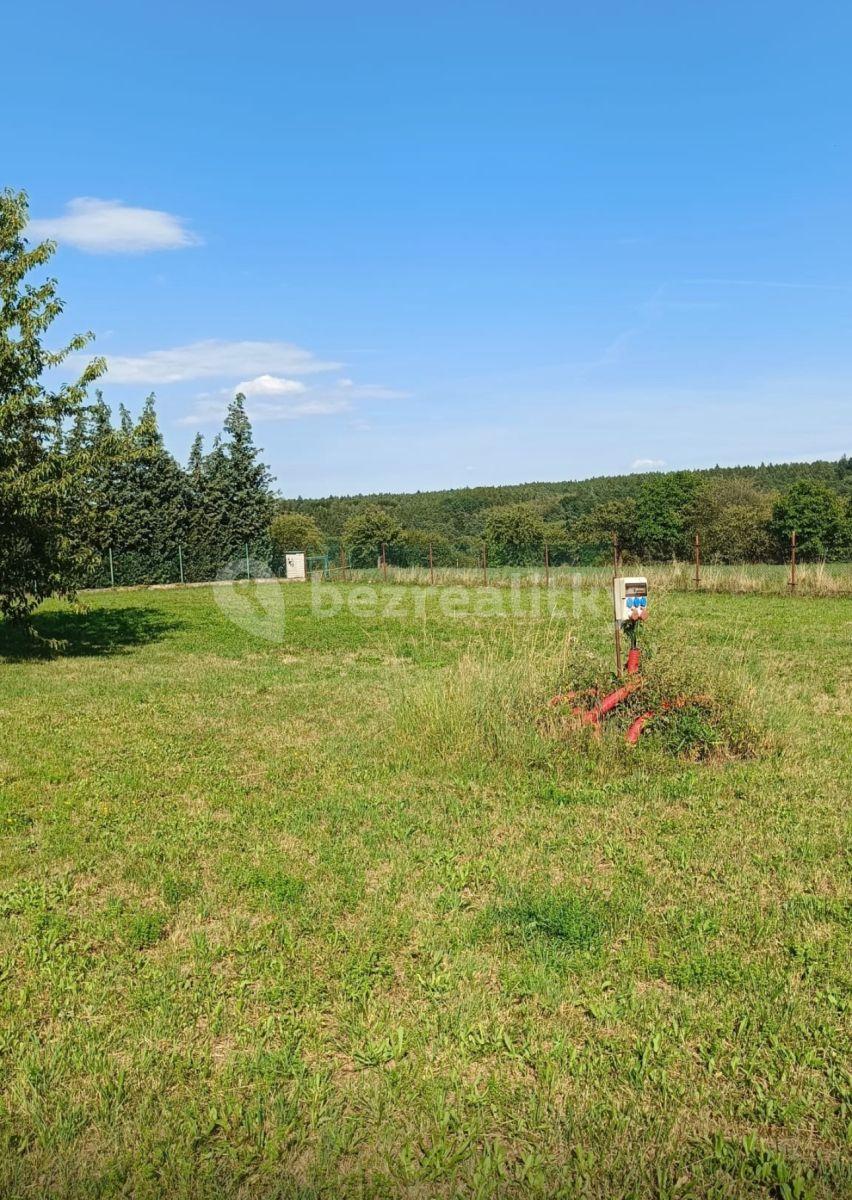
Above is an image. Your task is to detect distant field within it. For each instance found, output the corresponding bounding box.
[0,583,849,1197]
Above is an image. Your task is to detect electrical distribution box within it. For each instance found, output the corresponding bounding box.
[612,576,648,622]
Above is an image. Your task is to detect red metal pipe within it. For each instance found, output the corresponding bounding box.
[626,711,654,744]
[583,679,641,724]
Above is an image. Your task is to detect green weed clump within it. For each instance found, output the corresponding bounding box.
[490,890,605,951]
[595,643,767,761]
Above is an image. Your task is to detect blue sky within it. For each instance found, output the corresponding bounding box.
[8,1,851,496]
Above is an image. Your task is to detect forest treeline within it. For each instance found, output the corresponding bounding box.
[49,384,852,588]
[54,387,852,583]
[283,457,852,567]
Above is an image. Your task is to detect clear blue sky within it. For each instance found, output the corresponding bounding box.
[8,1,852,496]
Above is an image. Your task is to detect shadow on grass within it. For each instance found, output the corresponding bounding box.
[0,606,182,662]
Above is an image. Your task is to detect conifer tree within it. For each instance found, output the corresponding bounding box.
[184,432,228,579]
[107,395,189,583]
[218,394,274,554]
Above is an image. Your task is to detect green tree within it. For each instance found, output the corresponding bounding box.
[571,498,639,563]
[270,511,325,555]
[71,391,123,562]
[219,394,274,551]
[0,189,105,620]
[393,528,453,567]
[770,480,846,561]
[343,504,401,567]
[635,472,699,559]
[559,486,598,529]
[183,433,231,579]
[98,395,190,584]
[696,478,774,562]
[483,503,546,565]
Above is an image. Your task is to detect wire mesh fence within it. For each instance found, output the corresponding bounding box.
[80,540,852,598]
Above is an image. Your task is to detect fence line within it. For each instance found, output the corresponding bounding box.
[82,543,852,599]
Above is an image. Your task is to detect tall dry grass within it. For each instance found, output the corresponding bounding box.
[342,560,851,597]
[393,624,575,770]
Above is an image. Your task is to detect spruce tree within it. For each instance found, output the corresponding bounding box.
[184,432,228,579]
[219,394,274,554]
[108,395,189,583]
[0,189,105,620]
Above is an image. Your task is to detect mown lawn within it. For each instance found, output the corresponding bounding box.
[0,581,849,1198]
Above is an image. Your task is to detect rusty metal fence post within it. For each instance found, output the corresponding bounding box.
[694,531,701,589]
[789,530,797,592]
[612,533,622,677]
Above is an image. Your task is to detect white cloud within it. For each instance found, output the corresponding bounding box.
[178,394,351,426]
[99,339,341,384]
[630,457,666,472]
[29,197,201,254]
[234,374,307,398]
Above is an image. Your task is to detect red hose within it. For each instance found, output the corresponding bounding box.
[550,647,643,725]
[547,642,711,747]
[626,711,654,743]
[583,679,641,724]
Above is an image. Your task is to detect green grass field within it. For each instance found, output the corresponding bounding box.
[0,581,849,1198]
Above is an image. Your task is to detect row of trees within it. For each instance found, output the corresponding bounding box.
[284,457,851,553]
[71,392,274,585]
[0,188,276,618]
[273,471,852,569]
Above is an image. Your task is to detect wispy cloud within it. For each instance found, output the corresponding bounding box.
[687,277,852,292]
[630,457,665,472]
[29,197,201,254]
[92,338,408,428]
[99,340,341,384]
[178,394,351,426]
[336,378,412,400]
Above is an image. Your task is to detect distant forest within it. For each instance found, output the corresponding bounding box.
[281,457,852,567]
